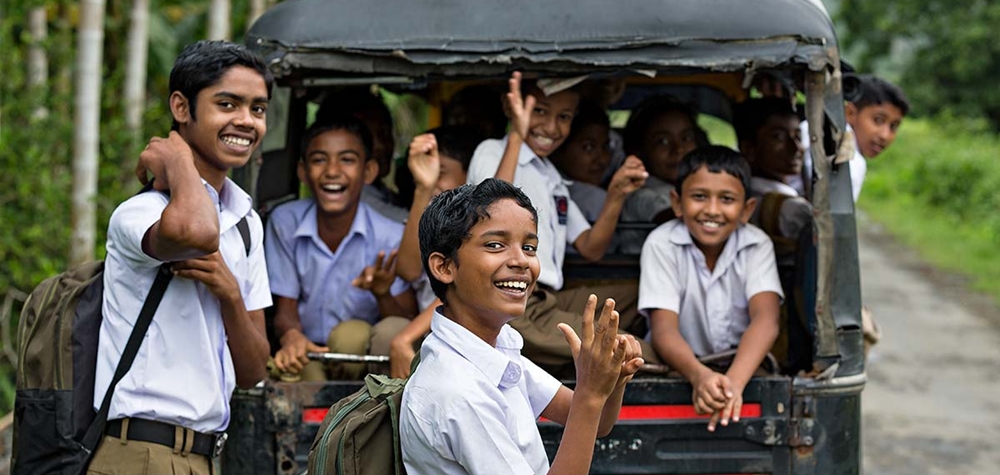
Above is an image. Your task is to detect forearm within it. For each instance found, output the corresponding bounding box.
[396,304,434,343]
[547,393,605,475]
[375,293,409,319]
[219,297,269,388]
[726,317,779,389]
[654,330,712,383]
[574,195,626,261]
[160,160,219,253]
[597,381,628,436]
[494,134,522,183]
[273,300,304,342]
[398,186,434,281]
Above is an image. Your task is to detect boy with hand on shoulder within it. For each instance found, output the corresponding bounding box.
[401,178,644,475]
[91,41,272,474]
[639,146,782,432]
[467,72,654,373]
[266,115,417,381]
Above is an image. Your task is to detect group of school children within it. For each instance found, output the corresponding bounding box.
[89,40,908,475]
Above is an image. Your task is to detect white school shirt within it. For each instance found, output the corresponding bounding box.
[638,220,783,356]
[791,122,866,203]
[749,176,813,240]
[96,178,272,433]
[401,311,561,475]
[467,137,590,290]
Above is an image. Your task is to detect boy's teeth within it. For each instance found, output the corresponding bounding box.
[533,136,553,147]
[321,184,345,192]
[496,281,527,290]
[222,136,251,146]
[703,221,720,229]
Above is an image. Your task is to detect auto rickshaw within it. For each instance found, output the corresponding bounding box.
[226,0,866,473]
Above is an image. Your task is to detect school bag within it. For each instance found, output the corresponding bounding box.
[305,358,419,475]
[12,198,251,475]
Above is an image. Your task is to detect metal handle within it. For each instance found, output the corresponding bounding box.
[306,352,390,363]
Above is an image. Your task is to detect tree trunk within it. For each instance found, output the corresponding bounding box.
[207,0,231,40]
[124,0,149,142]
[27,6,49,119]
[248,0,266,31]
[71,0,106,266]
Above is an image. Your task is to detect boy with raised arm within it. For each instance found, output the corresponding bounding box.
[401,178,644,475]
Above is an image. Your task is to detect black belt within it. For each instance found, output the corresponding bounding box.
[106,418,228,458]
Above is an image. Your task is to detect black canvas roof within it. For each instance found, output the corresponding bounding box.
[247,0,840,81]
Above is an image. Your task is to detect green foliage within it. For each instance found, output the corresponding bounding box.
[837,0,1000,130]
[861,117,1000,297]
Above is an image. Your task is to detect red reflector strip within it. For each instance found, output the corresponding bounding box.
[539,404,761,422]
[307,404,763,423]
[303,408,329,423]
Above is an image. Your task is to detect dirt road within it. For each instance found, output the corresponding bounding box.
[859,220,1000,474]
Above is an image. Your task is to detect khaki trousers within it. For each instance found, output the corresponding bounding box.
[509,283,662,377]
[299,317,410,381]
[86,431,215,475]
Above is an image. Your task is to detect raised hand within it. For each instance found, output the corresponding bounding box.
[352,250,400,298]
[558,295,628,401]
[408,133,441,191]
[136,131,194,191]
[504,71,537,142]
[615,334,645,387]
[607,155,648,199]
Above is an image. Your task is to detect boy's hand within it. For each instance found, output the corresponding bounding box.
[136,131,194,191]
[352,250,399,297]
[616,334,645,387]
[691,368,733,420]
[607,155,648,199]
[408,134,441,191]
[558,296,627,402]
[274,329,329,374]
[504,71,537,142]
[709,388,745,432]
[171,252,239,303]
[389,333,417,379]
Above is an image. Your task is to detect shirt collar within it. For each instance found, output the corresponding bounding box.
[293,201,371,242]
[430,310,524,389]
[668,219,767,259]
[751,176,800,197]
[201,177,252,226]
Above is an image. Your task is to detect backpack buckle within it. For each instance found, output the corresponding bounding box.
[212,432,228,458]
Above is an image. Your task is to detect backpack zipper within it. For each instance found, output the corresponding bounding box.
[314,392,371,472]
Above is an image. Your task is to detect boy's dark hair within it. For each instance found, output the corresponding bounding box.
[733,97,798,144]
[393,126,484,209]
[624,95,707,159]
[301,114,375,162]
[568,100,611,138]
[675,146,753,200]
[315,88,393,134]
[169,40,274,130]
[844,74,910,116]
[419,178,537,303]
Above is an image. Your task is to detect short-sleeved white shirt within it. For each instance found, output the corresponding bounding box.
[96,178,272,433]
[467,137,590,290]
[401,311,562,475]
[750,176,813,240]
[638,220,783,356]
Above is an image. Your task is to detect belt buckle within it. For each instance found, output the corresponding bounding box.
[212,432,228,458]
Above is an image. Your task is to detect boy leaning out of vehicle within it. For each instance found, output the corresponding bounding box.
[639,146,782,431]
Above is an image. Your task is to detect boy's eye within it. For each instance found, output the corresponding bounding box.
[690,192,706,200]
[219,101,235,109]
[485,241,503,250]
[533,107,547,116]
[252,105,267,115]
[522,244,537,254]
[873,115,886,125]
[658,137,671,147]
[558,113,574,122]
[720,195,736,204]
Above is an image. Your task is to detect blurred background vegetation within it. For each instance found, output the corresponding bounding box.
[2,0,999,413]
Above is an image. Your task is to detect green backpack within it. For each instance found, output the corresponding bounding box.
[306,370,413,475]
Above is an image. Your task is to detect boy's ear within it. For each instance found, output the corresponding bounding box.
[363,159,379,185]
[741,196,758,224]
[670,188,682,218]
[169,91,192,126]
[845,101,858,126]
[427,251,455,286]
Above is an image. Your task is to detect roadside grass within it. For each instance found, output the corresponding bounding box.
[859,117,1000,301]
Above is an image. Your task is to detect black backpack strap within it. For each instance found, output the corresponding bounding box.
[81,263,174,454]
[236,216,251,257]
